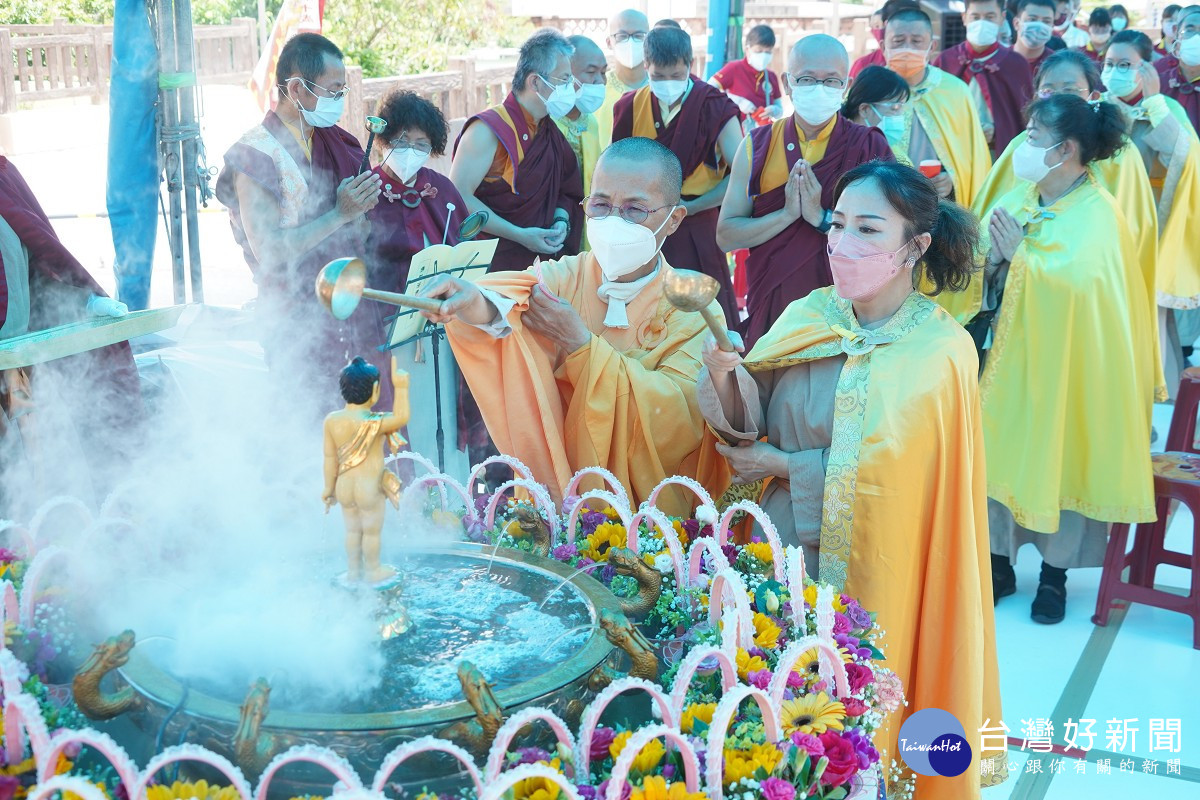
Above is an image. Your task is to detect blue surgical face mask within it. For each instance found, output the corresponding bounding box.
[871,105,907,142]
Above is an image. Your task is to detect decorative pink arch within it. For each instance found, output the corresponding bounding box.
[564,489,631,548]
[575,677,675,777]
[18,545,67,628]
[251,745,362,800]
[0,521,35,560]
[468,454,534,492]
[0,648,27,697]
[28,495,92,546]
[0,580,18,636]
[707,569,754,651]
[606,724,701,800]
[668,645,739,720]
[136,744,253,800]
[479,763,582,800]
[564,466,629,508]
[784,546,808,631]
[387,452,445,504]
[36,728,139,791]
[627,507,686,590]
[646,475,714,513]
[717,501,786,583]
[402,473,476,521]
[484,707,576,780]
[371,736,483,796]
[26,775,109,800]
[705,685,783,797]
[483,479,560,542]
[768,636,851,705]
[686,537,731,586]
[4,692,51,765]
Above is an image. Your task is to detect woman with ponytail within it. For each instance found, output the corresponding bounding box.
[983,94,1156,625]
[699,160,1006,799]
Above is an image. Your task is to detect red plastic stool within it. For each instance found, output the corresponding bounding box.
[1093,369,1200,648]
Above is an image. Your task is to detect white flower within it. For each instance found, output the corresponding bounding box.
[696,505,718,526]
[653,553,675,574]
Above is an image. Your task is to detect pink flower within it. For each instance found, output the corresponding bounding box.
[748,669,771,690]
[589,727,617,762]
[786,669,806,688]
[758,777,796,800]
[845,662,873,693]
[842,696,869,717]
[874,670,905,714]
[818,730,860,787]
[790,731,825,757]
[833,612,853,635]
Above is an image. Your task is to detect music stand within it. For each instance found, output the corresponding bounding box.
[382,238,497,472]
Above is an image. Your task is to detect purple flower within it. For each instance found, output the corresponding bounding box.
[747,645,768,660]
[600,562,617,583]
[759,777,797,800]
[833,612,853,635]
[748,669,771,689]
[721,543,739,563]
[697,524,715,539]
[662,763,676,780]
[598,779,631,800]
[681,519,700,540]
[577,557,596,569]
[562,494,582,517]
[514,746,553,766]
[552,543,578,561]
[589,727,617,762]
[790,731,825,757]
[583,510,608,530]
[846,602,873,630]
[577,786,600,800]
[463,516,489,543]
[843,727,881,769]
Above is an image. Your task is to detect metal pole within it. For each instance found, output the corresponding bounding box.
[174,0,204,301]
[156,0,187,304]
[431,327,446,474]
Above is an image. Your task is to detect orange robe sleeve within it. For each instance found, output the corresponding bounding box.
[446,253,730,515]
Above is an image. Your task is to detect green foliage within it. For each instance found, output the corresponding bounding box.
[0,0,113,24]
[191,0,282,26]
[325,0,533,78]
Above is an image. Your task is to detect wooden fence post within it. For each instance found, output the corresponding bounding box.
[340,65,366,146]
[90,27,108,103]
[0,29,12,114]
[449,55,475,119]
[851,18,867,60]
[232,17,258,73]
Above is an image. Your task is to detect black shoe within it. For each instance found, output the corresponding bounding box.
[1031,583,1066,624]
[992,555,1016,605]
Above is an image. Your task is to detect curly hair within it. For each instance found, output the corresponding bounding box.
[339,357,380,405]
[374,90,449,156]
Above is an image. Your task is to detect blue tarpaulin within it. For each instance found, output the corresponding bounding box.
[107,0,159,311]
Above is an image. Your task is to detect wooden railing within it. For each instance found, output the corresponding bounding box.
[0,17,258,113]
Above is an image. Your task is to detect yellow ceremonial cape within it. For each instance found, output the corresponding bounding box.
[446,253,731,516]
[893,66,991,208]
[745,287,1005,799]
[980,180,1156,533]
[1122,94,1200,309]
[593,79,627,151]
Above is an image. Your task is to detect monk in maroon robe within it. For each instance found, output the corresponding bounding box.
[449,30,584,276]
[934,0,1034,155]
[1,156,142,507]
[214,33,381,409]
[851,49,887,78]
[710,24,783,123]
[1160,6,1200,135]
[612,26,743,323]
[716,35,894,347]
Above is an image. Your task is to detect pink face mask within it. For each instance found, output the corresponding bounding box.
[826,232,916,302]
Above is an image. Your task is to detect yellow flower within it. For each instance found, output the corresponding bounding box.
[722,743,784,785]
[680,702,717,733]
[746,541,774,566]
[630,776,707,800]
[508,775,561,800]
[803,584,847,612]
[146,781,243,800]
[671,519,691,547]
[735,647,768,681]
[584,522,627,562]
[781,692,846,735]
[752,612,781,650]
[604,506,620,519]
[610,730,667,774]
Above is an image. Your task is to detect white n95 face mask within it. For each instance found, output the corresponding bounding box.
[586,209,675,280]
[791,84,844,126]
[650,78,690,106]
[966,19,1001,48]
[575,82,606,114]
[748,51,773,71]
[614,39,645,69]
[385,148,429,183]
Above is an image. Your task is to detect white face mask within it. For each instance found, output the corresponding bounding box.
[1101,66,1140,98]
[1179,36,1200,66]
[791,83,844,126]
[1020,21,1054,47]
[537,75,577,119]
[384,147,429,183]
[650,77,690,106]
[966,19,1001,48]
[290,78,344,128]
[587,209,676,280]
[1012,138,1063,183]
[871,106,907,142]
[1111,18,1128,32]
[748,51,773,71]
[575,82,607,114]
[613,39,645,70]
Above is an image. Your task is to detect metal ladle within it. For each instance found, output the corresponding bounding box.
[315,257,443,320]
[663,269,736,352]
[358,116,387,175]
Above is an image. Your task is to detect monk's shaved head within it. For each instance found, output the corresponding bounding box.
[787,34,850,76]
[1179,4,1200,27]
[568,35,605,61]
[595,137,683,201]
[609,8,650,35]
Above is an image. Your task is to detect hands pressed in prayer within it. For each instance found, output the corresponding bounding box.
[523,285,591,352]
[794,160,824,228]
[335,171,383,221]
[715,440,790,484]
[930,170,954,199]
[988,207,1024,264]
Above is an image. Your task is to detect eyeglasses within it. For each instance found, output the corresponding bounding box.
[292,76,346,100]
[612,32,648,43]
[389,138,433,155]
[539,74,582,91]
[788,75,847,90]
[582,197,677,224]
[871,101,905,115]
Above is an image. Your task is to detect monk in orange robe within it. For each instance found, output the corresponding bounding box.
[418,138,730,515]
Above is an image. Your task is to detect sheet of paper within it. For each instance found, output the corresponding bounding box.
[385,239,498,348]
